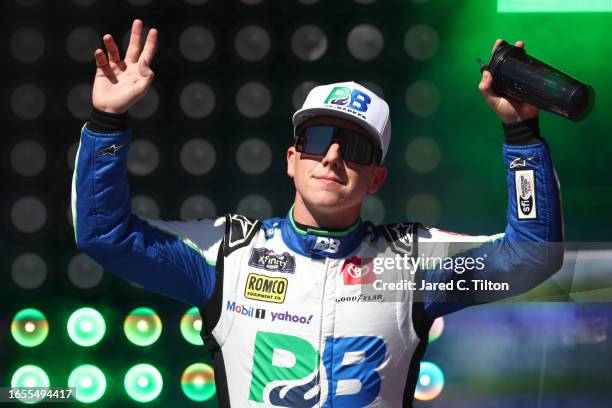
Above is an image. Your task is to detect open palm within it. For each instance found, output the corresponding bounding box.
[92,19,158,114]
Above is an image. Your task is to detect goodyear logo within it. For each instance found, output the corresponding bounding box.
[244,273,288,304]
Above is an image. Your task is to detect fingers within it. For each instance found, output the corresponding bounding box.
[478,70,499,108]
[103,34,121,63]
[126,19,143,63]
[491,38,504,55]
[94,48,116,79]
[515,40,525,49]
[139,58,155,78]
[139,28,158,68]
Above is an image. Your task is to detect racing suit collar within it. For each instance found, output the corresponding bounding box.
[280,206,365,259]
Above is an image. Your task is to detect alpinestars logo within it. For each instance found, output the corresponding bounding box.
[97,144,124,156]
[249,248,296,273]
[509,156,534,169]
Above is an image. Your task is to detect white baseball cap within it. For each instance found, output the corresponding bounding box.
[292,81,392,162]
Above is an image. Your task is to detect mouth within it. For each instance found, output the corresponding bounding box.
[314,176,345,186]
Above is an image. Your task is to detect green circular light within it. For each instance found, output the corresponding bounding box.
[11,365,50,405]
[181,363,216,402]
[11,308,49,347]
[180,307,203,346]
[67,307,106,347]
[68,364,106,404]
[124,364,163,403]
[124,307,162,347]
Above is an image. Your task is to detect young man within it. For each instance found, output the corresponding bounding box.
[72,20,563,407]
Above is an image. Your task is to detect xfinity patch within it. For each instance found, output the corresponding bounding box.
[515,169,537,219]
[249,248,296,273]
[244,273,288,304]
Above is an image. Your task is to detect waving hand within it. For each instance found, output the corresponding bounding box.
[92,19,158,114]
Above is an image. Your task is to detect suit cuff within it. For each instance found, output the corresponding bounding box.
[86,107,128,133]
[503,117,542,145]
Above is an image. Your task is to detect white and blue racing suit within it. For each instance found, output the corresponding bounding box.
[71,114,563,407]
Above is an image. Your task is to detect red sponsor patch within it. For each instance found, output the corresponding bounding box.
[342,256,375,285]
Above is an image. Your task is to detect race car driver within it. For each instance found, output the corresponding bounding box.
[72,19,564,407]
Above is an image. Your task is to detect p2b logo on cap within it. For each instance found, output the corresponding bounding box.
[324,87,371,113]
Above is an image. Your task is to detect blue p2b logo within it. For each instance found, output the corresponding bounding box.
[324,87,372,113]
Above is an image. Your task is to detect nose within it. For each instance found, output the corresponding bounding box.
[322,142,342,166]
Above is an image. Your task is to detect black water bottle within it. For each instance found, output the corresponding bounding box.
[480,41,595,122]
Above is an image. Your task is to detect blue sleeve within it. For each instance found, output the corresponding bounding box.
[422,139,564,319]
[71,124,219,308]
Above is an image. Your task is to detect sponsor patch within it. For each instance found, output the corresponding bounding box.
[515,169,537,219]
[226,300,266,319]
[244,273,288,304]
[342,256,375,285]
[249,248,296,273]
[313,236,340,253]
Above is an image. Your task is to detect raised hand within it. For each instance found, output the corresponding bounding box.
[92,19,158,114]
[479,39,539,124]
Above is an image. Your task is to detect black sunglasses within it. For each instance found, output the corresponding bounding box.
[294,125,382,165]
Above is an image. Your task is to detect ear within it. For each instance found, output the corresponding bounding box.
[287,146,296,178]
[367,165,387,193]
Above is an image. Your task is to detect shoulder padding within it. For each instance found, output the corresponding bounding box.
[376,222,421,257]
[222,214,262,256]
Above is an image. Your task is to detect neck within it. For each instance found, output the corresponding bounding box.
[292,193,361,230]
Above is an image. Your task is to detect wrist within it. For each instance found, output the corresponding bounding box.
[502,117,541,145]
[86,107,129,133]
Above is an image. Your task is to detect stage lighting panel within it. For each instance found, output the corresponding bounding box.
[405,137,441,174]
[291,25,327,62]
[65,27,99,63]
[11,309,49,347]
[347,24,384,61]
[180,138,216,176]
[68,364,107,404]
[124,364,163,403]
[179,82,216,119]
[404,24,439,61]
[11,196,47,234]
[67,253,104,290]
[235,81,272,119]
[127,139,160,176]
[405,80,440,117]
[236,194,273,219]
[67,307,106,347]
[414,361,444,401]
[179,25,216,62]
[234,25,272,62]
[181,363,216,402]
[180,195,217,220]
[132,195,161,219]
[66,84,93,120]
[236,138,272,175]
[181,307,204,346]
[129,87,160,120]
[10,84,46,120]
[10,140,46,177]
[11,253,47,289]
[292,81,319,110]
[10,28,45,63]
[406,193,442,226]
[124,307,163,347]
[361,195,385,225]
